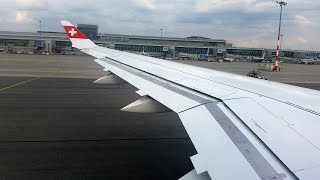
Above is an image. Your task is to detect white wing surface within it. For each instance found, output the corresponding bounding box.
[61,21,320,180]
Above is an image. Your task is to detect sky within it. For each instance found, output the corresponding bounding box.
[0,0,319,50]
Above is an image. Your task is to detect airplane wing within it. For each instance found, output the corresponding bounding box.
[61,21,320,180]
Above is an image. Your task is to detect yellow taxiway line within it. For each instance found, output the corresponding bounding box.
[0,77,41,92]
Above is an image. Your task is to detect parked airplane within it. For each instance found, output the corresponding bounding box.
[217,57,233,62]
[61,21,320,180]
[222,57,234,62]
[198,48,210,61]
[299,54,320,64]
[299,58,318,64]
[251,52,266,63]
[139,46,152,56]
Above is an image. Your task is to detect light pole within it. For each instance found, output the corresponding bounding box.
[279,34,283,59]
[38,20,42,36]
[273,1,287,71]
[160,28,163,38]
[33,19,42,36]
[280,34,283,50]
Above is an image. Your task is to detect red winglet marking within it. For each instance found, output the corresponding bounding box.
[63,26,88,39]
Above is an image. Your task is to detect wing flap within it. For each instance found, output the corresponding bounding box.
[178,102,295,180]
[179,170,210,180]
[179,104,261,180]
[224,97,320,179]
[295,166,320,179]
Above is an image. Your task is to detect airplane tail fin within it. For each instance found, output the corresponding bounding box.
[60,21,96,50]
[206,48,210,56]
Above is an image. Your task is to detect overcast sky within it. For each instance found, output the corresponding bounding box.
[0,0,319,50]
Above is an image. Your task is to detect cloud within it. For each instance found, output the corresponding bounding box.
[132,0,155,10]
[295,15,314,25]
[0,0,318,50]
[234,39,263,48]
[194,0,275,13]
[297,36,307,44]
[15,0,38,6]
[15,11,30,22]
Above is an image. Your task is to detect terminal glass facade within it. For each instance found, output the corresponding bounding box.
[56,41,72,47]
[77,24,98,40]
[125,38,224,47]
[227,49,263,57]
[271,51,294,57]
[281,51,294,57]
[115,44,163,53]
[175,47,216,55]
[0,39,30,47]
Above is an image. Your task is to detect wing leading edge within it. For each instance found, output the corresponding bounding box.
[61,21,320,180]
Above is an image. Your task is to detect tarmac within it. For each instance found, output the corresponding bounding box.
[0,54,319,180]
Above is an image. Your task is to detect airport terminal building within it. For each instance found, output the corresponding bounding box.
[0,24,229,59]
[226,48,319,60]
[0,24,317,60]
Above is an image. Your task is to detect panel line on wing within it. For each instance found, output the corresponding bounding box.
[204,102,285,180]
[99,58,218,104]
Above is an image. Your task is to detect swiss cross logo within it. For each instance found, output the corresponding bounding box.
[68,28,77,37]
[63,26,88,39]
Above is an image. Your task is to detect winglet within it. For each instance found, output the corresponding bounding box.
[60,20,96,49]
